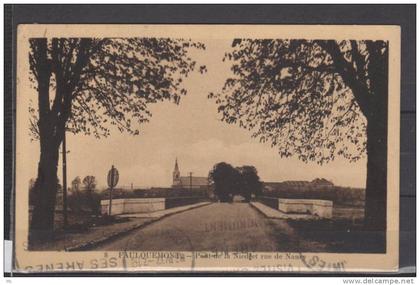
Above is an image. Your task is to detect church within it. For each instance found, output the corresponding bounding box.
[172,158,209,189]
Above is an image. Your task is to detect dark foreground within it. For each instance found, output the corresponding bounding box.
[30,202,384,253]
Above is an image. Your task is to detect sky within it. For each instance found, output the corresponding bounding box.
[25,39,367,189]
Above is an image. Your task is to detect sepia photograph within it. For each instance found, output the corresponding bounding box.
[14,24,401,273]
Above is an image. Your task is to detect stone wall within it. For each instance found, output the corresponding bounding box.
[263,186,364,207]
[259,196,333,219]
[100,198,165,215]
[277,198,333,219]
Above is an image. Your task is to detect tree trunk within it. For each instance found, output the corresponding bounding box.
[363,44,388,251]
[28,38,60,246]
[29,137,60,245]
[28,38,73,246]
[363,101,387,252]
[365,112,387,232]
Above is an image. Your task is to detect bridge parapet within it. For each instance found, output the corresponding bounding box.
[259,197,333,219]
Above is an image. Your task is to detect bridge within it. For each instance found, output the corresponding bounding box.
[93,202,327,252]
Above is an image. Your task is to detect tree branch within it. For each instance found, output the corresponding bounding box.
[316,40,370,117]
[326,99,356,139]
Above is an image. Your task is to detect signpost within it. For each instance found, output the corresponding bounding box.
[107,165,119,215]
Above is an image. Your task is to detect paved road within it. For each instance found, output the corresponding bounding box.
[95,202,305,252]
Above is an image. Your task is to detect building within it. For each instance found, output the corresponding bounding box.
[264,178,334,192]
[310,178,334,189]
[172,158,209,189]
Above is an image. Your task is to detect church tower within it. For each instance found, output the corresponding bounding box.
[172,158,181,186]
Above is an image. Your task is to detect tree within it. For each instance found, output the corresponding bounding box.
[82,175,97,193]
[209,39,388,232]
[29,37,205,242]
[208,162,241,202]
[71,176,82,193]
[236,166,262,202]
[70,176,82,213]
[82,175,98,214]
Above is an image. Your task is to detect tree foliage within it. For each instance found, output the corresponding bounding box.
[236,165,262,201]
[29,37,206,140]
[208,162,240,202]
[82,175,97,192]
[209,39,387,164]
[209,162,262,202]
[68,189,101,215]
[71,176,81,193]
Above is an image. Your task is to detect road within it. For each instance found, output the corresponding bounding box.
[94,202,311,252]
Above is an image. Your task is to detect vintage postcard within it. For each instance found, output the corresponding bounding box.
[14,24,400,273]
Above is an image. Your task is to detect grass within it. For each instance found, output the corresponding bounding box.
[28,212,148,251]
[257,200,384,253]
[288,218,386,253]
[29,210,131,237]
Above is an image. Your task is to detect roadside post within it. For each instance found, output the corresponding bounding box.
[107,165,119,215]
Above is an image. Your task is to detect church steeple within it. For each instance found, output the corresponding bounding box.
[174,158,179,172]
[172,158,181,186]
